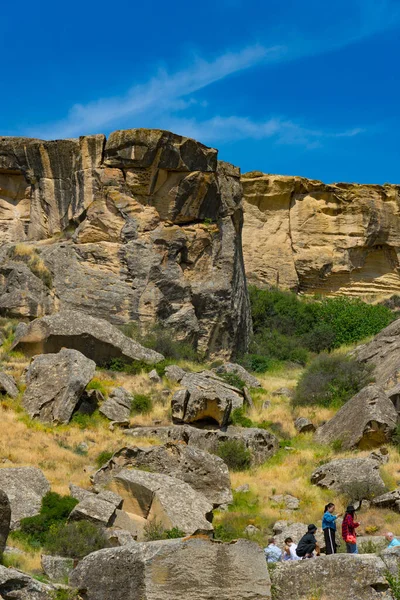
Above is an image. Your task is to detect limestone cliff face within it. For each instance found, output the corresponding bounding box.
[242,171,400,296]
[0,130,251,357]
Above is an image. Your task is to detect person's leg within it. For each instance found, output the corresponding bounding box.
[324,528,334,555]
[346,543,358,554]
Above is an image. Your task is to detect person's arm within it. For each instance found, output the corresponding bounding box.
[353,521,360,528]
[324,513,337,525]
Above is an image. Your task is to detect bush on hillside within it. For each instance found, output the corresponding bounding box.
[44,521,108,559]
[216,440,252,471]
[17,492,78,546]
[293,353,373,408]
[131,393,152,415]
[121,323,200,362]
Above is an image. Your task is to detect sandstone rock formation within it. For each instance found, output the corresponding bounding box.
[23,348,96,423]
[91,442,233,507]
[12,310,164,365]
[311,457,386,499]
[0,371,18,398]
[356,318,400,390]
[0,467,50,528]
[99,387,132,423]
[315,384,398,449]
[125,424,279,465]
[69,494,117,527]
[0,131,251,358]
[69,538,271,600]
[242,172,400,297]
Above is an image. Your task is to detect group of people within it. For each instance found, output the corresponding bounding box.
[264,503,400,562]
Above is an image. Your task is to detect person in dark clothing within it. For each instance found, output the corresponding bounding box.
[322,502,342,555]
[296,524,320,559]
[342,505,360,554]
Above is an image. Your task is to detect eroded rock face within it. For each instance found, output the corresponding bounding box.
[69,538,271,600]
[315,385,398,449]
[311,458,386,499]
[356,318,400,390]
[0,131,251,358]
[242,172,400,297]
[0,467,50,529]
[0,564,54,599]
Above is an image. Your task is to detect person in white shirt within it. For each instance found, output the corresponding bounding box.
[264,537,283,563]
[283,537,301,561]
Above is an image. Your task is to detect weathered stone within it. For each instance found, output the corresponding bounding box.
[0,467,50,528]
[244,524,260,535]
[164,364,186,382]
[0,371,18,398]
[97,489,123,508]
[356,319,400,390]
[92,442,232,507]
[69,483,92,503]
[105,528,137,546]
[213,362,261,388]
[242,171,400,299]
[0,564,54,599]
[69,495,117,527]
[99,387,132,422]
[23,348,96,424]
[294,417,316,433]
[69,538,271,600]
[13,310,164,365]
[111,469,213,537]
[270,554,392,600]
[372,489,400,511]
[272,387,294,398]
[235,483,250,493]
[315,385,397,449]
[311,457,386,499]
[124,424,279,466]
[0,490,10,555]
[75,388,103,415]
[148,369,161,384]
[270,494,300,510]
[41,555,74,583]
[369,447,390,464]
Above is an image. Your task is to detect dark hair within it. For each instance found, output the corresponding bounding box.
[268,537,275,544]
[345,505,355,515]
[285,537,293,544]
[324,503,335,512]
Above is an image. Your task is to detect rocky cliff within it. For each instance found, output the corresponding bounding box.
[242,172,400,296]
[0,130,251,357]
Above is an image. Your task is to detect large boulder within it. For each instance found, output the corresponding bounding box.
[92,442,233,507]
[0,490,10,555]
[0,371,19,398]
[12,310,164,365]
[41,555,74,583]
[69,538,271,600]
[315,385,398,449]
[69,494,117,527]
[213,362,261,388]
[171,371,244,426]
[270,554,392,600]
[22,348,96,423]
[311,457,386,499]
[99,387,132,422]
[356,318,400,390]
[0,131,251,360]
[372,488,400,512]
[124,424,279,466]
[0,564,54,599]
[0,467,50,528]
[110,469,213,537]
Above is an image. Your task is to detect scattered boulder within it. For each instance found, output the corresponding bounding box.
[369,447,390,464]
[0,564,54,599]
[213,362,261,388]
[12,310,164,365]
[355,318,400,389]
[270,494,300,510]
[69,494,117,527]
[0,490,11,555]
[235,484,250,493]
[0,467,50,528]
[0,371,18,398]
[69,538,271,600]
[315,385,397,450]
[270,554,392,600]
[272,520,324,549]
[105,528,137,547]
[294,417,315,434]
[23,349,96,424]
[111,469,214,537]
[372,489,400,512]
[380,546,400,576]
[99,387,132,423]
[41,555,74,583]
[164,365,186,383]
[244,524,260,535]
[148,369,162,384]
[91,442,232,507]
[69,483,93,503]
[75,388,103,415]
[124,424,279,466]
[311,458,386,499]
[272,387,294,398]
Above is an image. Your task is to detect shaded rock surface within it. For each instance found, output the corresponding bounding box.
[0,131,251,359]
[164,364,186,382]
[372,489,400,511]
[23,348,96,423]
[294,417,315,433]
[92,442,232,507]
[0,467,50,528]
[270,554,393,600]
[69,538,271,600]
[315,384,398,449]
[270,494,300,510]
[311,457,386,499]
[0,372,18,398]
[0,564,54,599]
[41,555,74,583]
[356,319,400,390]
[12,310,164,365]
[111,468,213,537]
[99,387,132,423]
[242,171,400,298]
[124,424,278,465]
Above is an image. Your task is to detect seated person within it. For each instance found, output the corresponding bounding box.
[385,532,400,548]
[264,537,282,563]
[296,525,320,559]
[283,537,301,561]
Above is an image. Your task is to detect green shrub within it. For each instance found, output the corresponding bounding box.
[218,372,246,390]
[387,569,400,600]
[231,408,253,428]
[95,450,114,468]
[131,394,152,415]
[239,354,271,373]
[17,492,78,546]
[121,323,200,362]
[51,590,81,600]
[143,518,166,541]
[216,440,252,471]
[293,353,373,408]
[44,521,108,559]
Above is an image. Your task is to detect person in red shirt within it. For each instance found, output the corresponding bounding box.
[341,505,360,554]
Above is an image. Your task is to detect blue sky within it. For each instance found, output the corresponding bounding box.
[2,0,400,183]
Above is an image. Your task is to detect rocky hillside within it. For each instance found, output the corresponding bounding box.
[242,172,400,297]
[0,130,251,358]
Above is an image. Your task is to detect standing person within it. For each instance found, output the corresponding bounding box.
[342,505,360,554]
[385,532,400,548]
[283,537,301,561]
[296,525,320,559]
[322,503,341,555]
[264,538,282,563]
